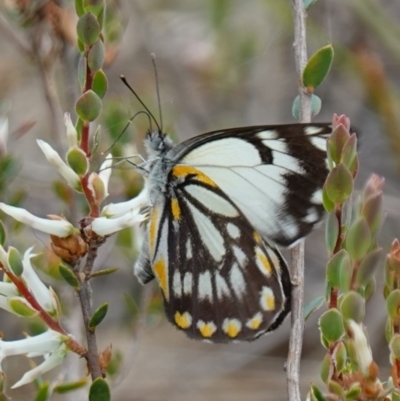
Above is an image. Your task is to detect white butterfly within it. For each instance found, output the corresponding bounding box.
[134,123,330,343]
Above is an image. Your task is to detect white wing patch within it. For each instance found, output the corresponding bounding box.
[232,245,247,267]
[198,271,213,301]
[257,130,278,140]
[183,272,193,295]
[186,238,193,259]
[226,223,240,239]
[216,272,230,300]
[185,199,225,262]
[309,136,327,152]
[230,263,246,298]
[305,126,325,135]
[185,184,239,217]
[183,138,262,166]
[173,271,182,297]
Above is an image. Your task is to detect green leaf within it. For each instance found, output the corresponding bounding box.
[325,163,353,204]
[8,246,23,276]
[325,211,339,254]
[310,94,322,116]
[93,70,108,99]
[319,309,345,343]
[66,147,88,176]
[332,341,347,374]
[75,0,85,17]
[310,383,328,401]
[90,267,118,278]
[389,334,400,359]
[345,218,371,261]
[326,249,350,288]
[83,0,104,17]
[292,95,300,120]
[340,291,365,323]
[77,12,100,46]
[34,382,51,401]
[0,220,6,246]
[89,303,108,330]
[328,125,351,164]
[302,45,334,91]
[77,55,86,90]
[345,383,362,400]
[53,379,88,394]
[320,353,332,384]
[322,184,335,212]
[88,40,105,72]
[386,289,400,319]
[89,378,110,401]
[355,248,382,287]
[75,90,102,122]
[304,295,325,321]
[59,264,80,289]
[8,297,38,317]
[304,0,319,9]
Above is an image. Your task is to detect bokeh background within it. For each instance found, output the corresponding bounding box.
[0,0,400,400]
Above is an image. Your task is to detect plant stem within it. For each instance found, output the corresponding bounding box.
[288,1,312,401]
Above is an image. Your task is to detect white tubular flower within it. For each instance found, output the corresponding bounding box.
[0,330,68,388]
[21,247,58,315]
[348,320,373,376]
[36,140,81,191]
[0,203,76,237]
[92,208,148,236]
[0,281,18,297]
[101,187,150,218]
[64,112,78,148]
[98,153,113,199]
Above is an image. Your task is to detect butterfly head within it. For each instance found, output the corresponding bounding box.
[144,129,173,158]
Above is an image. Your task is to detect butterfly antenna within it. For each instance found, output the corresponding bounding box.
[151,53,163,133]
[120,75,161,133]
[102,110,152,155]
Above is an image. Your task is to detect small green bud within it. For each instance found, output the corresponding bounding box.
[66,147,89,176]
[89,302,108,331]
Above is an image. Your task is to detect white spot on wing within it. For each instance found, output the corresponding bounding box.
[230,263,246,298]
[186,238,192,259]
[185,185,239,217]
[198,271,213,301]
[183,272,192,295]
[216,272,230,299]
[309,136,327,152]
[303,207,320,224]
[261,138,287,152]
[226,223,240,239]
[232,246,247,267]
[266,246,281,273]
[271,150,304,174]
[185,199,225,262]
[305,126,325,135]
[311,189,323,204]
[260,286,275,311]
[182,137,262,166]
[173,271,182,297]
[257,130,278,140]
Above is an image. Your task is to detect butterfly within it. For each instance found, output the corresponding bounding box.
[133,123,331,343]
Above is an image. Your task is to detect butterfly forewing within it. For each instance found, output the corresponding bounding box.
[134,123,332,342]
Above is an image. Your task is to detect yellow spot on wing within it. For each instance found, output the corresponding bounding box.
[253,231,262,244]
[153,258,169,300]
[260,287,275,311]
[174,312,192,329]
[149,208,158,255]
[197,321,217,338]
[256,247,272,276]
[246,313,263,330]
[172,165,217,187]
[223,319,242,338]
[171,198,181,220]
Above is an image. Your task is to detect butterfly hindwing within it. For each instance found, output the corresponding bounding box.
[146,173,291,342]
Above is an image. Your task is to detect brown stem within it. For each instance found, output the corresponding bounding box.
[329,207,343,309]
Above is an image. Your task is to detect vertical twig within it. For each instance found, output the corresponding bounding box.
[287,1,312,401]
